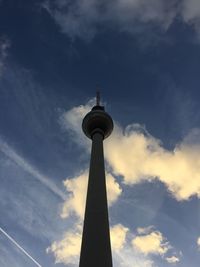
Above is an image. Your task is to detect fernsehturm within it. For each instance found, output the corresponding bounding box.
[79,93,113,267]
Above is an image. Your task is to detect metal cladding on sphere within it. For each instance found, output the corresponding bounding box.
[82,105,114,139]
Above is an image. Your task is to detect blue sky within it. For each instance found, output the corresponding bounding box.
[1,0,200,266]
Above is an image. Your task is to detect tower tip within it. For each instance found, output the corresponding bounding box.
[96,91,100,106]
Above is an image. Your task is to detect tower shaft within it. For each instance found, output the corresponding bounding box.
[79,132,113,267]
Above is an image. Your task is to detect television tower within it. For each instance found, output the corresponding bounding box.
[79,93,113,267]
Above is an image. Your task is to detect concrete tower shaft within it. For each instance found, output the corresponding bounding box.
[79,97,113,267]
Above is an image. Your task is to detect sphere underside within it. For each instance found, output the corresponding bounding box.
[82,109,113,139]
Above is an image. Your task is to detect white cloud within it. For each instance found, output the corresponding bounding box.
[165,255,180,264]
[110,224,129,251]
[137,226,154,235]
[182,0,200,21]
[182,0,200,22]
[0,136,66,200]
[197,237,200,249]
[105,124,200,201]
[42,0,200,42]
[112,241,156,267]
[60,100,200,201]
[59,98,95,147]
[61,170,122,219]
[110,0,176,29]
[47,222,156,267]
[132,227,180,263]
[0,37,10,76]
[47,223,82,265]
[43,0,177,40]
[181,0,200,39]
[107,125,200,200]
[49,223,178,266]
[132,229,170,256]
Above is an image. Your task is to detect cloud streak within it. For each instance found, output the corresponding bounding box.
[0,136,66,200]
[0,227,42,267]
[0,36,10,76]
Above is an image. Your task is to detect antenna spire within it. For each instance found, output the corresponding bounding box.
[96,91,100,106]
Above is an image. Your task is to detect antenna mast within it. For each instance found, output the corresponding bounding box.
[96,91,100,106]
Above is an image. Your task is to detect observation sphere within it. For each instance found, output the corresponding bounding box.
[82,105,113,139]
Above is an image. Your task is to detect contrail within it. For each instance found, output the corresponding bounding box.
[0,227,42,267]
[0,137,66,200]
